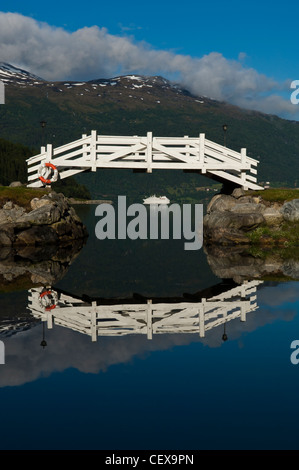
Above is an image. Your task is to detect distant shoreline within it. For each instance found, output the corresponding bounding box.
[68,198,113,205]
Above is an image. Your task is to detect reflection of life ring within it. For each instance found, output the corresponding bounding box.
[38,162,59,185]
[39,289,58,311]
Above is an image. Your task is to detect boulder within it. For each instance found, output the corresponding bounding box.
[207,194,237,213]
[17,203,62,226]
[9,181,23,187]
[0,203,26,224]
[231,187,246,199]
[281,199,299,222]
[0,224,14,246]
[231,202,265,214]
[203,190,277,245]
[263,207,284,226]
[30,197,54,210]
[204,210,265,245]
[15,225,59,246]
[0,191,88,246]
[204,211,265,231]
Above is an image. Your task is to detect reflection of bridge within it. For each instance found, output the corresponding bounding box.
[28,280,263,342]
[26,131,263,190]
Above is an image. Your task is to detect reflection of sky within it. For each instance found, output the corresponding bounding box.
[1,282,299,388]
[258,281,299,308]
[1,282,299,449]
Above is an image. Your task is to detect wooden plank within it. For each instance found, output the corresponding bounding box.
[58,168,90,179]
[152,140,198,164]
[26,152,47,164]
[96,142,147,162]
[52,136,91,155]
[207,169,263,190]
[97,136,142,145]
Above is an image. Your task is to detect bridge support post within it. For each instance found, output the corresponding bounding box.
[47,312,53,329]
[184,135,190,158]
[199,301,205,337]
[146,132,152,173]
[240,304,247,322]
[44,144,53,188]
[90,130,97,172]
[91,301,97,342]
[241,148,248,190]
[199,133,205,171]
[45,144,52,163]
[147,299,152,339]
[82,133,88,163]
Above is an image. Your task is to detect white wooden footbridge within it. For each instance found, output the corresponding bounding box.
[26,130,263,190]
[28,280,262,342]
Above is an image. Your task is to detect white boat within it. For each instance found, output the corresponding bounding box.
[143,195,170,205]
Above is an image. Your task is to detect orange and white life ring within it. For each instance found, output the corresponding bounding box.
[38,162,59,185]
[39,289,58,311]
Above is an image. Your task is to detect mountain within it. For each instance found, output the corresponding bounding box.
[0,62,45,85]
[1,63,299,193]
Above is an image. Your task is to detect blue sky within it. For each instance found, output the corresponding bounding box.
[0,0,299,119]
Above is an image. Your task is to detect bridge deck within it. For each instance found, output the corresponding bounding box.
[27,131,263,190]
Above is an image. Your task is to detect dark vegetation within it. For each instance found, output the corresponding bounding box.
[1,74,299,199]
[0,137,91,199]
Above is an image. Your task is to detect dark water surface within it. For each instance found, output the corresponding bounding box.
[1,204,299,450]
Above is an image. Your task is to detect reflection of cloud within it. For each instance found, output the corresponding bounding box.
[1,281,299,389]
[0,12,297,118]
[0,325,200,387]
[258,282,299,308]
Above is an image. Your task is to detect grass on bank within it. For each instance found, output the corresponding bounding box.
[250,188,299,202]
[0,186,50,210]
[245,188,299,247]
[247,220,299,247]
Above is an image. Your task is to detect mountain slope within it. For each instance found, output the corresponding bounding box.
[1,63,299,189]
[0,62,45,85]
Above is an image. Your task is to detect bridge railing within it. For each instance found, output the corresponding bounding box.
[27,130,262,190]
[27,280,262,341]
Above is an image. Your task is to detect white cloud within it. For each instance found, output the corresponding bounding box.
[0,11,297,118]
[238,52,247,61]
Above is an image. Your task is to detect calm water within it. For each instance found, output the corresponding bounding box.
[1,204,299,450]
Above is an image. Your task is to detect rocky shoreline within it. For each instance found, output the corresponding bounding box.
[68,198,113,205]
[203,188,299,246]
[204,243,299,283]
[2,186,299,251]
[0,239,85,290]
[0,191,88,246]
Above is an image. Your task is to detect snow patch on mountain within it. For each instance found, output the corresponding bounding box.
[0,62,45,84]
[0,63,206,104]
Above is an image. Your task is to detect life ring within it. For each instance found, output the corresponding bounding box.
[38,162,59,185]
[39,289,58,311]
